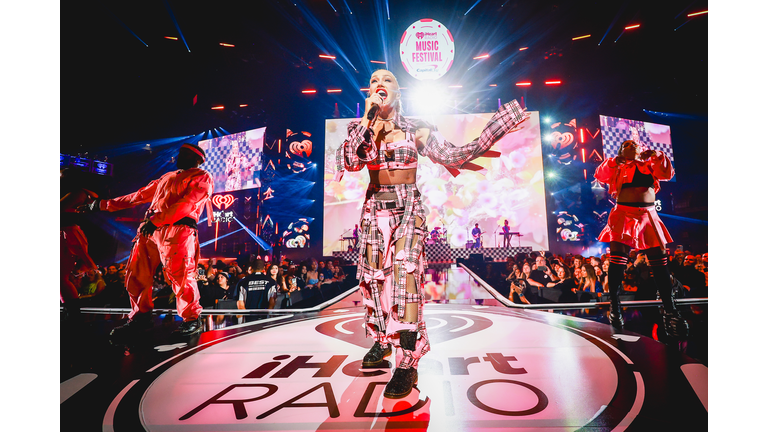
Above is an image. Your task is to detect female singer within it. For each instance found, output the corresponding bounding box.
[335,69,528,398]
[595,140,687,338]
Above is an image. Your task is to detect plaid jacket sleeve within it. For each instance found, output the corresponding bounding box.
[418,99,528,173]
[334,121,378,181]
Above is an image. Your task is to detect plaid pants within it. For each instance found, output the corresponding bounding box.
[357,183,430,369]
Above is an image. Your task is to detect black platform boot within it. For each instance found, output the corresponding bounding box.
[362,341,392,367]
[109,312,153,340]
[607,253,629,329]
[384,332,419,399]
[648,254,689,340]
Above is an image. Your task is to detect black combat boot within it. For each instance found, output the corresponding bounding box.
[362,341,392,367]
[384,332,419,399]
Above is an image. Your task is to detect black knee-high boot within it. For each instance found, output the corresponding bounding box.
[647,253,689,339]
[607,252,629,328]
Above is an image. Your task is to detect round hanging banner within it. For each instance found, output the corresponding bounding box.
[400,19,455,80]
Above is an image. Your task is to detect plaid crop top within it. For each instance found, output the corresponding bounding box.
[366,131,419,171]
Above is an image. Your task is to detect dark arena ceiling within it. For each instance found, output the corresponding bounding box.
[62,0,707,157]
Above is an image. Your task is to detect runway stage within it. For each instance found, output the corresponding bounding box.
[60,272,707,431]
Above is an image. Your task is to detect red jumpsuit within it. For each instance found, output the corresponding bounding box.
[100,167,213,321]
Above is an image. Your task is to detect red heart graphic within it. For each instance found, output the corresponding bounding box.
[212,194,235,209]
[289,139,313,158]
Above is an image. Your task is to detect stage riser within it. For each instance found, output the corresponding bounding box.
[332,246,532,263]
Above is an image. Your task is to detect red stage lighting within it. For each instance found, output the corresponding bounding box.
[687,10,708,17]
[301,90,317,94]
[516,82,532,86]
[579,128,585,143]
[624,24,640,30]
[370,60,386,64]
[489,84,497,87]
[473,54,490,60]
[327,89,342,93]
[581,148,586,163]
[544,80,562,85]
[164,36,178,40]
[519,47,528,51]
[319,54,336,59]
[211,106,224,110]
[239,104,248,107]
[572,34,591,41]
[219,43,235,47]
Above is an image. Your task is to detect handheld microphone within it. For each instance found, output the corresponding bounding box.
[367,88,388,120]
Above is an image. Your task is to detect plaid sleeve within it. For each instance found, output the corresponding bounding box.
[334,121,377,181]
[418,99,528,171]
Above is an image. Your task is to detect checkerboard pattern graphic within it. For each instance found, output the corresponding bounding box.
[599,116,675,163]
[332,246,533,264]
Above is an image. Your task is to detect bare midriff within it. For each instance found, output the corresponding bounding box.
[369,168,417,185]
[618,186,655,204]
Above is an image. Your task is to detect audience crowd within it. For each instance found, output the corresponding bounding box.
[480,249,708,305]
[70,255,356,311]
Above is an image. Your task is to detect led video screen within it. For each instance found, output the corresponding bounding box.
[599,115,675,180]
[198,127,265,194]
[323,112,549,256]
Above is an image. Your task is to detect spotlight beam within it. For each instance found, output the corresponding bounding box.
[104,7,148,47]
[464,0,483,16]
[162,0,190,52]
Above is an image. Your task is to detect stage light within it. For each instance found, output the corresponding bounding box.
[515,82,532,86]
[572,34,591,41]
[489,84,497,87]
[624,24,640,30]
[546,171,558,179]
[219,43,235,47]
[211,106,224,110]
[319,54,336,59]
[519,47,528,51]
[370,60,386,64]
[327,89,342,93]
[687,10,708,17]
[164,36,178,40]
[579,128,585,143]
[411,83,449,114]
[301,90,317,94]
[543,117,552,124]
[545,80,562,85]
[239,104,248,107]
[473,54,490,60]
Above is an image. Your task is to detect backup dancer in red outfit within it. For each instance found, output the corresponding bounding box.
[83,143,214,338]
[335,69,529,398]
[594,140,688,338]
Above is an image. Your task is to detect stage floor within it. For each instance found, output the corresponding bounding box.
[61,271,707,431]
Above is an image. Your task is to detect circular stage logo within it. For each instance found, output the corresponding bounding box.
[400,19,455,80]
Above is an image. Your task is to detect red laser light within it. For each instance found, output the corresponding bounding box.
[625,24,640,30]
[301,90,317,94]
[219,43,235,47]
[579,128,585,143]
[519,47,528,51]
[581,148,586,163]
[489,84,497,87]
[164,36,178,40]
[572,34,591,41]
[370,60,386,64]
[319,54,336,59]
[687,10,708,17]
[473,54,490,60]
[545,80,562,85]
[327,89,342,93]
[516,82,532,86]
[211,106,224,110]
[239,104,248,107]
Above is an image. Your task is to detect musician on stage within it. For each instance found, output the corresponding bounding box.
[501,219,512,248]
[471,223,482,249]
[352,224,359,248]
[334,68,528,399]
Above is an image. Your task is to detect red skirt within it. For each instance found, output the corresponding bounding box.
[598,204,673,250]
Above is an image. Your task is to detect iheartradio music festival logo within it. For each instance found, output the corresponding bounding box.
[117,309,639,430]
[400,19,455,80]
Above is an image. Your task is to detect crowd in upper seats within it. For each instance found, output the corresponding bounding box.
[479,249,708,304]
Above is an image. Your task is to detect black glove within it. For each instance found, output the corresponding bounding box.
[78,199,101,213]
[139,219,158,237]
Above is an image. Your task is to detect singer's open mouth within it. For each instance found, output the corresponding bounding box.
[375,87,389,100]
